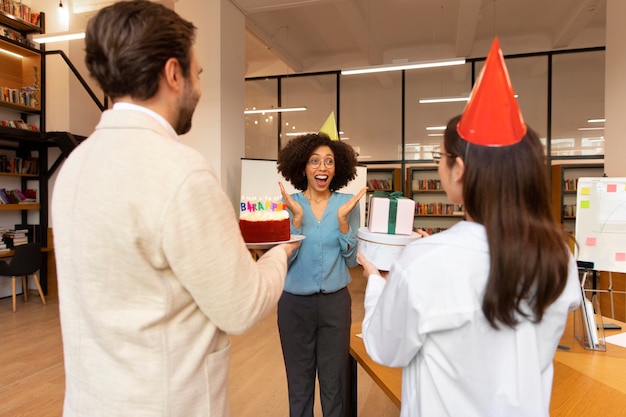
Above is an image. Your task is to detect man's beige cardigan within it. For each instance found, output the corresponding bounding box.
[52,109,288,417]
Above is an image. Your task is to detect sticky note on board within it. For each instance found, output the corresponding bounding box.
[580,187,591,195]
[616,253,626,262]
[586,237,597,246]
[580,200,590,209]
[607,184,617,193]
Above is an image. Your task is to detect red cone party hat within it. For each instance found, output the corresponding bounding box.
[457,37,526,146]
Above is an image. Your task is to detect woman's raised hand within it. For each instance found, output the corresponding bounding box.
[336,187,367,234]
[338,186,367,222]
[279,181,303,228]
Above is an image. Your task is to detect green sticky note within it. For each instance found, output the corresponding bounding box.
[580,200,590,209]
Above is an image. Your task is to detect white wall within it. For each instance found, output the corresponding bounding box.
[175,0,246,215]
[604,0,626,176]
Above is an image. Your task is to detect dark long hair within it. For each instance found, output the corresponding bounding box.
[444,115,571,328]
[85,0,196,101]
[277,133,358,191]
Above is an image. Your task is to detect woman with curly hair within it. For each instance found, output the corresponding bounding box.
[277,132,366,417]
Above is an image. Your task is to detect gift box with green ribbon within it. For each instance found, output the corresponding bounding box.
[367,191,416,235]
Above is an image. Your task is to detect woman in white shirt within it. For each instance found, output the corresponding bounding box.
[358,112,581,417]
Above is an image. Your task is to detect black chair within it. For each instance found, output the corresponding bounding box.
[0,243,46,312]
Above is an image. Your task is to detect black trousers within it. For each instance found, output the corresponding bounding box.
[277,288,352,417]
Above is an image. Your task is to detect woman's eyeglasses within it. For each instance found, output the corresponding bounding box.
[308,158,335,168]
[432,149,454,165]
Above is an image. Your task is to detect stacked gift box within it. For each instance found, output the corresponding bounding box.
[357,191,420,271]
[367,191,416,235]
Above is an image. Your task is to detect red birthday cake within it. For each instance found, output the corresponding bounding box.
[239,199,290,243]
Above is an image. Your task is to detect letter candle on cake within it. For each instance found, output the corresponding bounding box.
[239,196,290,243]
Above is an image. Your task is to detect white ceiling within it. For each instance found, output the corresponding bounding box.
[68,0,608,77]
[239,0,607,77]
[65,0,608,156]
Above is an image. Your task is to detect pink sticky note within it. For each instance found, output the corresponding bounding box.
[607,184,617,193]
[586,237,597,246]
[616,253,626,262]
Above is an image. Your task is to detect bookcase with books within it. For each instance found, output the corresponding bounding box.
[366,168,401,192]
[550,163,604,234]
[406,166,464,234]
[0,4,49,296]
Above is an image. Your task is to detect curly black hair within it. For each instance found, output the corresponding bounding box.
[277,133,358,192]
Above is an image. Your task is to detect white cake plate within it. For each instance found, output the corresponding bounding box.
[246,234,306,250]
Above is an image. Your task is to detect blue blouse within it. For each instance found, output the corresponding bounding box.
[285,192,360,295]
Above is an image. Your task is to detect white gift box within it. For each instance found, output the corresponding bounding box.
[367,195,416,235]
[357,227,420,271]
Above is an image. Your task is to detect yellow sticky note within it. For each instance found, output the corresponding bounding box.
[580,187,591,195]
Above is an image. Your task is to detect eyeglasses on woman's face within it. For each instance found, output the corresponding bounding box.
[308,158,335,168]
[432,149,454,165]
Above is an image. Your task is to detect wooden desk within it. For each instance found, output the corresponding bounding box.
[349,316,626,416]
[349,324,401,416]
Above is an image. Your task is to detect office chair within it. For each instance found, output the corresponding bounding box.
[0,243,46,312]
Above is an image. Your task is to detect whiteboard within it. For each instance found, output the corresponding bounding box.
[575,177,626,273]
[240,158,367,228]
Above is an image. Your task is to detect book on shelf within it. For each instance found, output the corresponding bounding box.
[368,178,392,190]
[0,188,10,204]
[11,237,27,244]
[3,238,26,249]
[4,232,27,239]
[0,188,36,204]
[14,224,40,243]
[3,228,28,248]
[0,154,39,175]
[0,1,39,25]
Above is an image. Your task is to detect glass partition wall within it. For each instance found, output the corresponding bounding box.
[244,78,279,160]
[245,47,605,168]
[340,72,403,162]
[551,50,605,158]
[244,73,337,160]
[404,65,472,162]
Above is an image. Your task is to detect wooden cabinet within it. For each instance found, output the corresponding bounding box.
[550,163,604,234]
[405,166,463,234]
[0,7,49,296]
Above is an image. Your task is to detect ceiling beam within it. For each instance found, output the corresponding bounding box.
[552,0,606,49]
[454,0,481,58]
[245,19,304,72]
[232,0,339,13]
[335,0,383,66]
